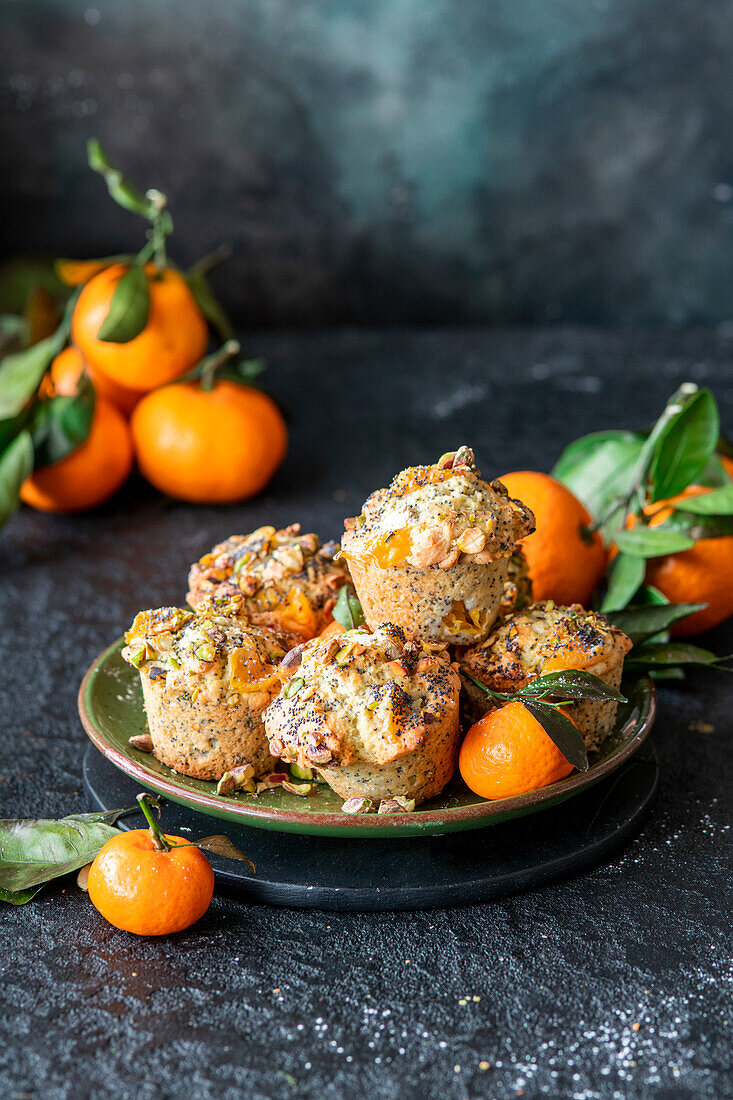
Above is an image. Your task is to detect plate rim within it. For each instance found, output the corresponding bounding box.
[78,637,657,835]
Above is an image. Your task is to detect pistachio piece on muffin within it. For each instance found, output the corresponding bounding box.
[264,622,461,805]
[457,601,633,751]
[340,448,535,645]
[122,606,288,781]
[187,524,351,641]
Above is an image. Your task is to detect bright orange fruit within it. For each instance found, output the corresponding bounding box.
[87,829,214,936]
[459,700,575,800]
[499,471,606,607]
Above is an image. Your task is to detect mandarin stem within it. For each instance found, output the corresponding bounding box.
[136,793,170,851]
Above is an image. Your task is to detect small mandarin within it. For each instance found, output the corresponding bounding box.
[50,345,140,416]
[87,829,214,936]
[131,379,287,504]
[499,471,606,607]
[459,700,574,800]
[642,484,733,635]
[71,264,208,394]
[20,395,133,513]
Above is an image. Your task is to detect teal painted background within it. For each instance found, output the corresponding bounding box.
[2,0,733,325]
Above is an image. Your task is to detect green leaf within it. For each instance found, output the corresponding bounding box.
[614,527,696,558]
[606,602,707,645]
[0,430,33,528]
[553,432,644,522]
[627,643,731,669]
[186,269,234,342]
[662,511,733,540]
[521,700,589,772]
[649,388,719,503]
[515,669,626,704]
[0,331,64,419]
[672,485,733,515]
[87,138,156,220]
[30,379,95,470]
[97,264,150,343]
[0,883,43,905]
[0,805,136,892]
[332,584,366,630]
[601,552,646,612]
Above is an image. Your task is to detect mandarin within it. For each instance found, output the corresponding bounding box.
[88,829,214,936]
[50,345,140,416]
[20,395,133,513]
[71,264,208,394]
[499,471,606,606]
[131,379,287,504]
[459,700,575,800]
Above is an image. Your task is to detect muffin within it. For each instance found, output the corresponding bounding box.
[187,524,351,641]
[458,601,633,750]
[122,606,288,780]
[499,547,533,619]
[264,622,462,805]
[340,447,535,645]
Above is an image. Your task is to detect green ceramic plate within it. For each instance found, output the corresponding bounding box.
[79,638,656,838]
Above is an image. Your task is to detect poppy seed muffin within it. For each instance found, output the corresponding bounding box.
[264,622,461,805]
[187,524,351,641]
[458,601,633,750]
[122,606,288,780]
[340,448,535,645]
[499,547,533,619]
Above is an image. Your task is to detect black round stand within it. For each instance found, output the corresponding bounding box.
[83,741,658,912]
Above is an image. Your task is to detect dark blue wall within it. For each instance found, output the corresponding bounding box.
[3,0,733,325]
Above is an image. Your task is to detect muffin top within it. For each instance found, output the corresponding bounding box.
[187,524,351,640]
[341,447,534,571]
[264,622,460,769]
[122,606,288,704]
[458,601,632,693]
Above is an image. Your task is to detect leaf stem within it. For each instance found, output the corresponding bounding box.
[136,793,170,851]
[199,339,241,392]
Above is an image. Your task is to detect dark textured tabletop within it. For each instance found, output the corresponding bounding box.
[2,328,732,1100]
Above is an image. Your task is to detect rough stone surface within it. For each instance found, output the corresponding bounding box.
[1,328,731,1099]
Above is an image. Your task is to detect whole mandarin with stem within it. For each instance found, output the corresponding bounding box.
[131,340,287,504]
[499,471,606,607]
[87,795,214,936]
[459,700,575,800]
[20,394,133,513]
[71,263,208,395]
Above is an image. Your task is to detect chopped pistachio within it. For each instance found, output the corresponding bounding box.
[191,687,200,704]
[194,642,216,662]
[342,797,374,815]
[168,656,181,670]
[129,646,146,669]
[378,797,416,814]
[217,773,235,795]
[290,763,315,781]
[282,780,314,796]
[284,676,304,699]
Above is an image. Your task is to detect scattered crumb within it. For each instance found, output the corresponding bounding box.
[689,720,714,734]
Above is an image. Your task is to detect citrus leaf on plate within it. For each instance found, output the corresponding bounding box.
[515,669,626,703]
[553,432,643,522]
[97,264,150,343]
[0,331,65,419]
[0,884,43,906]
[521,700,589,772]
